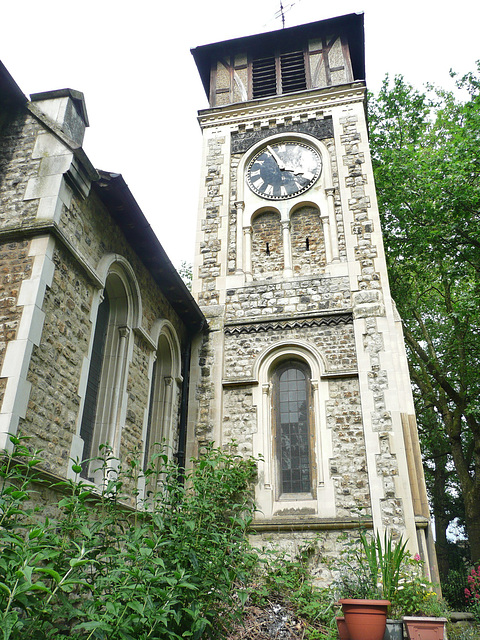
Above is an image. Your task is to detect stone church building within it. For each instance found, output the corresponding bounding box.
[0,13,438,582]
[0,61,205,485]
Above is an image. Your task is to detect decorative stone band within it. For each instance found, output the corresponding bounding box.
[231,117,334,153]
[223,310,353,335]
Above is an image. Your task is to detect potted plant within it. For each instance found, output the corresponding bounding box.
[390,553,448,640]
[335,529,409,640]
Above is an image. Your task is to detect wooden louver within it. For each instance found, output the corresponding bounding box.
[252,50,306,99]
[280,50,307,93]
[252,55,277,98]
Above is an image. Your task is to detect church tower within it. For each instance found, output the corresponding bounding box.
[189,13,437,580]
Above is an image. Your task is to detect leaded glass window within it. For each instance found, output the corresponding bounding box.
[274,361,311,494]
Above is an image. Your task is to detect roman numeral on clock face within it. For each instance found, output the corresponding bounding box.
[264,184,274,196]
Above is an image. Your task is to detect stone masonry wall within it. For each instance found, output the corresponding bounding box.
[291,206,326,276]
[251,212,283,278]
[223,321,356,381]
[24,245,94,473]
[193,327,217,444]
[228,154,241,273]
[221,328,370,517]
[225,275,351,321]
[0,240,34,405]
[250,528,361,588]
[197,135,224,307]
[327,378,370,517]
[61,193,187,337]
[121,331,151,465]
[0,112,41,229]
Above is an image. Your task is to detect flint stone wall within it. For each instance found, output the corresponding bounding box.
[225,276,351,321]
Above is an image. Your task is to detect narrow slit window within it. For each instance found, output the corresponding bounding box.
[266,242,270,256]
[305,237,310,251]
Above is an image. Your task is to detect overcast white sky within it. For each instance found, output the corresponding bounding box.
[1,0,479,268]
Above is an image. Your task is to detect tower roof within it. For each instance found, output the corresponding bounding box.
[191,12,365,100]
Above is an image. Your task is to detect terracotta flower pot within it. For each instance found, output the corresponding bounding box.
[403,616,447,640]
[336,616,350,640]
[340,599,390,640]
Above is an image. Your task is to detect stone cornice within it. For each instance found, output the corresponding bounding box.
[224,310,353,335]
[197,82,366,130]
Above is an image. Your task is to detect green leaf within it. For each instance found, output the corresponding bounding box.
[127,600,144,614]
[72,621,113,632]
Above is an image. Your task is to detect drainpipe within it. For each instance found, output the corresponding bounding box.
[176,340,191,480]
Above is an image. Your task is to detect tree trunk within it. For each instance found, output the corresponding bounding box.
[463,490,480,564]
[431,461,451,577]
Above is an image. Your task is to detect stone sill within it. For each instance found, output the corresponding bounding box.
[249,517,373,533]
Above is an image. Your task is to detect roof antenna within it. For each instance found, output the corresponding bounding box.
[280,0,285,28]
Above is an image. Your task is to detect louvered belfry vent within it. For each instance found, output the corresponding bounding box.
[252,49,307,99]
[252,56,277,98]
[280,50,307,93]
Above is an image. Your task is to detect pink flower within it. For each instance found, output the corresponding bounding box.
[413,554,420,562]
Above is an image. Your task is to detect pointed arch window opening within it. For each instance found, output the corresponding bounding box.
[78,272,131,482]
[273,360,313,496]
[79,290,110,478]
[144,333,176,472]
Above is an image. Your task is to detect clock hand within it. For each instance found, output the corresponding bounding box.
[282,165,304,175]
[266,145,286,170]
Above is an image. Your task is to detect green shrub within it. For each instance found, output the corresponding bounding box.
[443,568,470,611]
[0,435,258,639]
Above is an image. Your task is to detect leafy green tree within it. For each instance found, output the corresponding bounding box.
[368,67,480,565]
[177,260,193,291]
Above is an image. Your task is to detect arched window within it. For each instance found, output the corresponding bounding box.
[144,332,175,469]
[251,341,335,520]
[79,289,110,475]
[272,360,313,496]
[79,270,131,480]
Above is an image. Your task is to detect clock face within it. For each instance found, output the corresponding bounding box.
[246,141,322,200]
